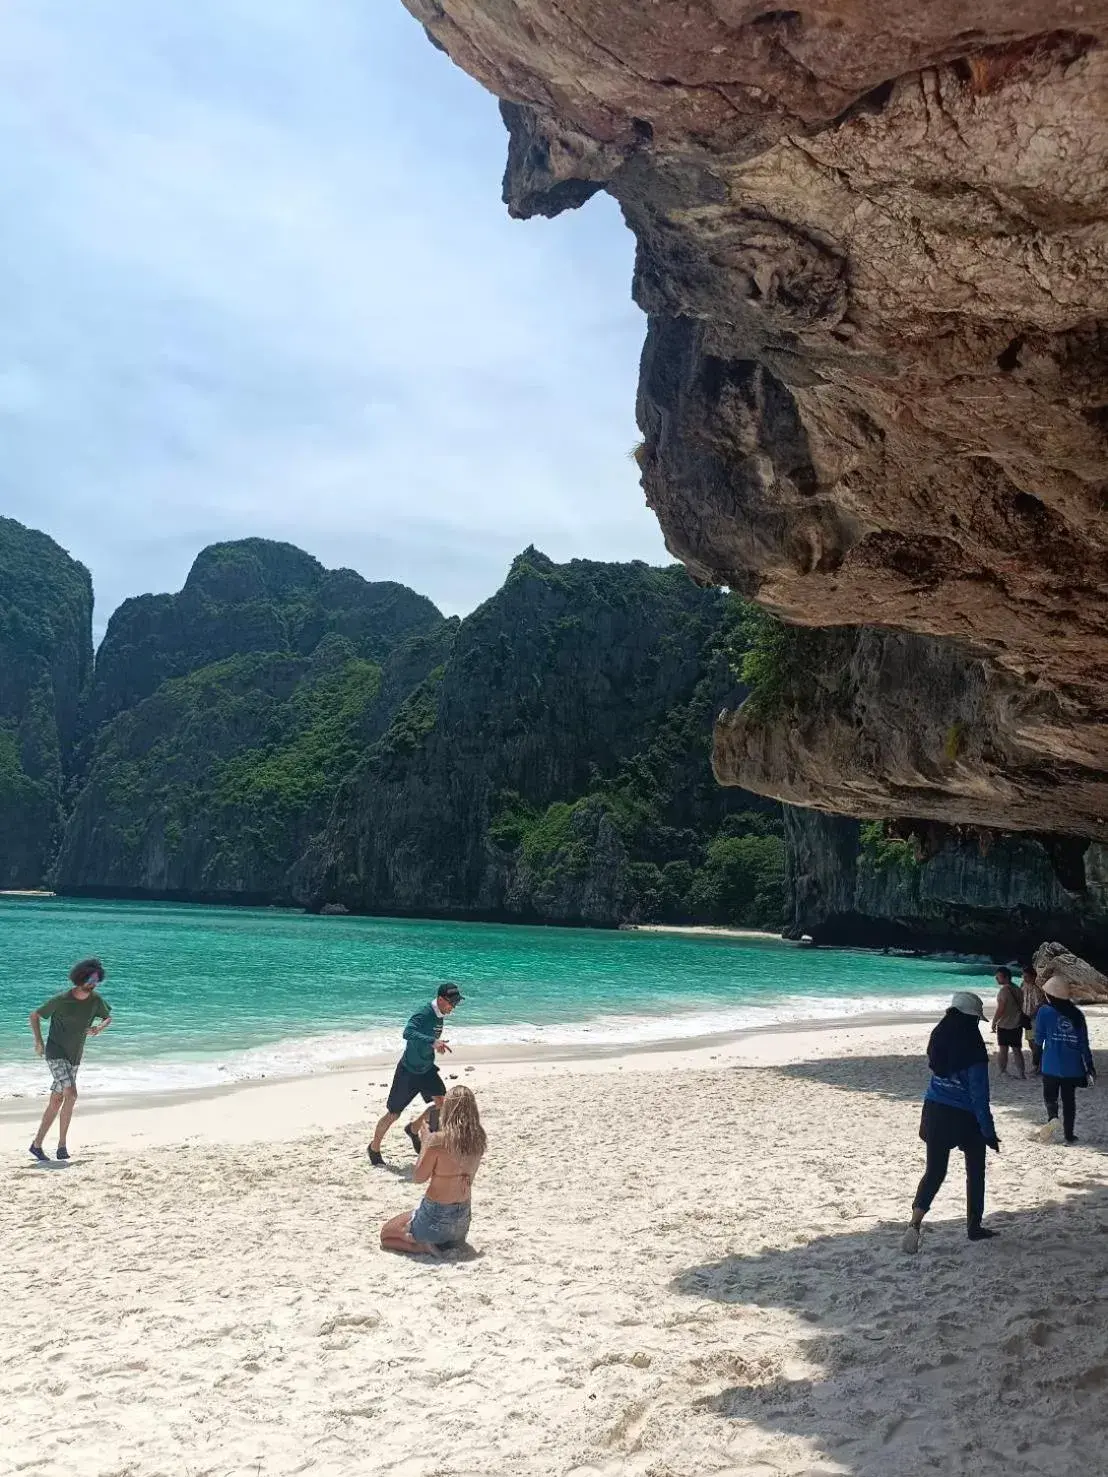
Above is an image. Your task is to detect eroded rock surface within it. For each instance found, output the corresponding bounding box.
[785,805,1108,967]
[403,2,1108,839]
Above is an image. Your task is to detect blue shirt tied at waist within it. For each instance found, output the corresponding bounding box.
[924,1062,997,1141]
[401,1001,443,1074]
[1035,1004,1095,1081]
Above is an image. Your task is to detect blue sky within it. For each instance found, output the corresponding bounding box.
[0,0,659,631]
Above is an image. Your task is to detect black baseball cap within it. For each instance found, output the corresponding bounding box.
[437,983,464,1004]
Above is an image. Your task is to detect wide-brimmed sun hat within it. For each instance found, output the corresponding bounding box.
[1043,977,1072,1000]
[951,990,985,1019]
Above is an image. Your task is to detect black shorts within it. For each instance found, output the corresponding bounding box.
[386,1062,446,1115]
[997,1026,1024,1048]
[919,1100,983,1151]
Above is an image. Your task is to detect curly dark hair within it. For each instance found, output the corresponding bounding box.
[68,958,104,988]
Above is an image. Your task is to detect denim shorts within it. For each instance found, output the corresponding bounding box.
[409,1196,471,1248]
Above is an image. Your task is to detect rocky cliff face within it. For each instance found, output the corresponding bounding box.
[0,518,93,887]
[299,550,781,925]
[56,541,446,903]
[785,806,1108,967]
[402,3,1108,842]
[84,538,441,736]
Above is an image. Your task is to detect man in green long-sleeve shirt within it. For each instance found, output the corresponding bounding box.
[368,984,464,1167]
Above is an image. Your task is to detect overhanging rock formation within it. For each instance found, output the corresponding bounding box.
[402,2,1108,840]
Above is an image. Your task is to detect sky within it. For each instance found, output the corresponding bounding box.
[0,0,662,633]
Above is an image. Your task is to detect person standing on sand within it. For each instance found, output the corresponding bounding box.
[1035,978,1096,1144]
[381,1085,486,1256]
[368,983,463,1167]
[902,992,1000,1253]
[990,966,1026,1078]
[1021,962,1047,1076]
[27,958,112,1163]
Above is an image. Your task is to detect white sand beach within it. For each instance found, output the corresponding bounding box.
[4,1016,1108,1477]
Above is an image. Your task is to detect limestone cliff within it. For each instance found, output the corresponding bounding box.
[56,542,446,903]
[299,551,782,925]
[0,518,93,887]
[402,2,1108,841]
[785,806,1108,967]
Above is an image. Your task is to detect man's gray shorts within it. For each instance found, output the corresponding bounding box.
[46,1057,79,1093]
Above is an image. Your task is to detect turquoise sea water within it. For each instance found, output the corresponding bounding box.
[0,897,991,1099]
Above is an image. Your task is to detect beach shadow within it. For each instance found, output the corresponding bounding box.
[772,1052,1108,1156]
[366,1160,415,1182]
[380,1241,482,1266]
[672,1185,1108,1474]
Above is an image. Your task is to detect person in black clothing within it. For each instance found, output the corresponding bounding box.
[902,992,1001,1254]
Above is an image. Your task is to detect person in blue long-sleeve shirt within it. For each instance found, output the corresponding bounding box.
[1035,977,1096,1143]
[902,991,1000,1253]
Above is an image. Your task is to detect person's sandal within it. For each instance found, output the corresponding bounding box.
[56,1146,70,1161]
[405,1124,422,1156]
[367,1146,384,1167]
[28,1144,49,1163]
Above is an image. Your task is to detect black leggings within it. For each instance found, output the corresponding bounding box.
[914,1117,986,1228]
[1043,1076,1079,1139]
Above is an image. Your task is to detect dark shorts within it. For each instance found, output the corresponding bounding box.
[997,1026,1024,1048]
[386,1062,446,1115]
[919,1100,983,1151]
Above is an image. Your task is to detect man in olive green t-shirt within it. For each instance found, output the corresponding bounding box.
[28,957,112,1162]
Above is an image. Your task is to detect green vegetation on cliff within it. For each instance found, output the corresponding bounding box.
[306,551,785,927]
[34,533,782,928]
[56,542,446,901]
[59,647,395,898]
[0,518,93,886]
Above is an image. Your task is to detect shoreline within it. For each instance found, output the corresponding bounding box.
[8,1012,1108,1474]
[0,1007,939,1136]
[619,922,789,942]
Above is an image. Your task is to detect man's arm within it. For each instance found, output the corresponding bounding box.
[28,1010,45,1057]
[88,1016,112,1038]
[402,1008,438,1045]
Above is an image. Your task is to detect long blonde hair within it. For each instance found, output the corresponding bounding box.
[438,1085,487,1160]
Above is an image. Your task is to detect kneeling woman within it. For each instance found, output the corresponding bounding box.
[381,1085,486,1256]
[902,991,1000,1253]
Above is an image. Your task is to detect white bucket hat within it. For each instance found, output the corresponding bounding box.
[1043,977,1072,1000]
[951,991,985,1019]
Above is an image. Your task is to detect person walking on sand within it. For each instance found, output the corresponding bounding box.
[902,992,1000,1253]
[381,1085,486,1256]
[28,958,111,1163]
[990,966,1026,1079]
[1021,962,1047,1076]
[368,983,464,1167]
[1035,978,1096,1144]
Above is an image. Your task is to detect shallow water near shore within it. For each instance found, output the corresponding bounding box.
[0,896,988,1098]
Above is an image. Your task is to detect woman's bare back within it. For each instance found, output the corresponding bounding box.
[417,1134,483,1204]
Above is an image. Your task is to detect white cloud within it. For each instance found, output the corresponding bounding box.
[0,0,662,629]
